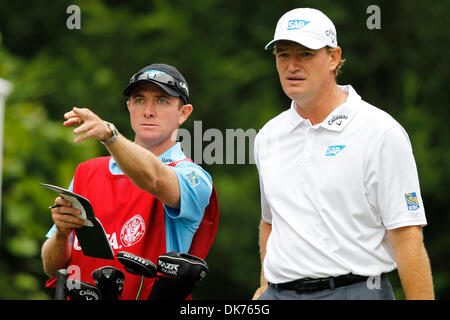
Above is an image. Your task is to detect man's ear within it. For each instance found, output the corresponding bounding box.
[328,46,342,73]
[178,104,193,126]
[126,99,131,112]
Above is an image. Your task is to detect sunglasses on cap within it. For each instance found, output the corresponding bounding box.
[129,69,189,103]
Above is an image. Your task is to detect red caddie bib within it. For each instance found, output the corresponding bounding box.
[66,156,218,300]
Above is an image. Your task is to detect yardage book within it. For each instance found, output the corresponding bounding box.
[41,183,114,260]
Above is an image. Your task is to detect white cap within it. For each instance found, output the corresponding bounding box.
[265,8,337,51]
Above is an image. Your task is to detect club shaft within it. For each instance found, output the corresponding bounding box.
[55,269,69,300]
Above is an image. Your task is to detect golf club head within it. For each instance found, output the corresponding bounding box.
[67,279,102,301]
[91,266,125,300]
[116,251,157,278]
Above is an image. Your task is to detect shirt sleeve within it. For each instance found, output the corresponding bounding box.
[164,162,213,223]
[259,174,272,224]
[365,125,427,230]
[163,162,213,253]
[254,133,272,224]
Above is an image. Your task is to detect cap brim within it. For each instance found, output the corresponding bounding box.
[123,80,180,98]
[264,36,327,51]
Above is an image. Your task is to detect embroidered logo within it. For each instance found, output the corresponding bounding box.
[120,214,146,247]
[186,171,200,187]
[325,29,337,45]
[160,157,174,164]
[325,145,346,156]
[405,192,420,211]
[327,114,348,126]
[287,19,310,30]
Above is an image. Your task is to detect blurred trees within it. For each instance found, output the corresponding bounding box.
[0,0,448,299]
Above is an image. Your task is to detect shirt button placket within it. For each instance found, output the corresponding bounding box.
[300,126,313,165]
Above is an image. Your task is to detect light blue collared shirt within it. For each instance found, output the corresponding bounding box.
[46,143,213,253]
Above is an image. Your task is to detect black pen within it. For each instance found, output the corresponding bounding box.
[49,204,63,209]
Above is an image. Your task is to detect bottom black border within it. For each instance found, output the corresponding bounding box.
[1,299,444,318]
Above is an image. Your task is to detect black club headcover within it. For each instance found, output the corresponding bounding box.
[116,251,157,278]
[147,252,208,300]
[91,266,125,300]
[67,279,102,301]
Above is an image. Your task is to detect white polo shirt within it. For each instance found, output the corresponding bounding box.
[254,85,427,284]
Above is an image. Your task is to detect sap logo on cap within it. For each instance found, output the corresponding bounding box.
[325,145,346,156]
[287,19,310,30]
[405,192,420,211]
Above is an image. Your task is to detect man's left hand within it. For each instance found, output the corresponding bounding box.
[64,107,112,143]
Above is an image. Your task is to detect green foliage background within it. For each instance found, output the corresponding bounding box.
[0,0,448,299]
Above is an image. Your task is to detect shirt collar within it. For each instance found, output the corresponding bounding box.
[286,85,360,133]
[158,142,186,164]
[287,100,307,132]
[110,142,186,168]
[319,85,361,132]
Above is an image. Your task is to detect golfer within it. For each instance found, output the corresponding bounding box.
[253,8,434,300]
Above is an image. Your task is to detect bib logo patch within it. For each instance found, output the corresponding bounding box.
[120,214,146,247]
[405,192,420,211]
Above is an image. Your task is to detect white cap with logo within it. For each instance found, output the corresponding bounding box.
[265,8,338,51]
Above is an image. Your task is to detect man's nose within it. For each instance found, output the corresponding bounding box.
[144,102,156,118]
[287,57,301,73]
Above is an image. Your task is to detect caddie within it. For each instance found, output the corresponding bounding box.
[42,63,219,300]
